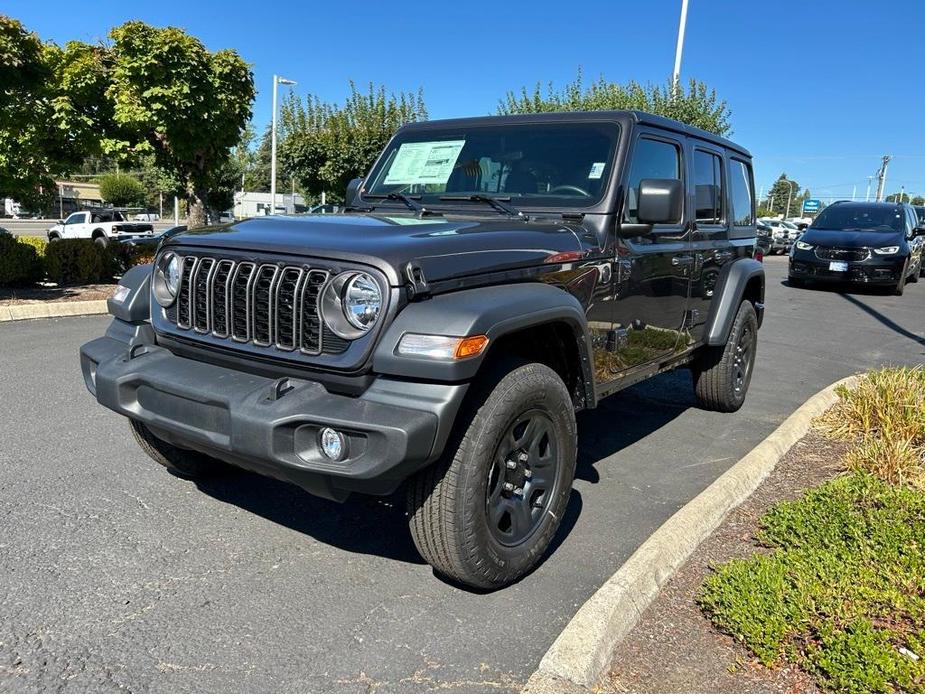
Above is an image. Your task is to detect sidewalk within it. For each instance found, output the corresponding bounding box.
[603,431,848,694]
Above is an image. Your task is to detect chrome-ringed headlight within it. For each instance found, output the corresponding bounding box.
[152,252,181,308]
[795,240,814,251]
[320,271,382,340]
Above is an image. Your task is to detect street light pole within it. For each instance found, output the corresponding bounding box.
[270,74,297,216]
[784,179,798,218]
[672,0,690,89]
[865,177,872,202]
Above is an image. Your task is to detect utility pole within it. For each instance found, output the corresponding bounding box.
[672,0,690,90]
[784,180,798,218]
[875,155,892,202]
[851,185,856,202]
[865,176,872,202]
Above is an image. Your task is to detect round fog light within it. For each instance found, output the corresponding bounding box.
[319,427,347,461]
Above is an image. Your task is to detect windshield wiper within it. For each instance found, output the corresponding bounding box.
[438,194,527,220]
[364,193,441,217]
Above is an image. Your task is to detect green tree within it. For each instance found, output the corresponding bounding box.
[103,21,255,227]
[885,191,920,204]
[281,82,427,204]
[98,172,145,207]
[765,174,806,217]
[0,17,109,209]
[499,69,732,136]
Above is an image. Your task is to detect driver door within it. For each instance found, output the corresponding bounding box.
[609,131,692,373]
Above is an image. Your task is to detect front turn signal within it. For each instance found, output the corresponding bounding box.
[396,333,490,360]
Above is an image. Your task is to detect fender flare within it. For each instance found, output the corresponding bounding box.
[373,283,595,404]
[704,258,765,346]
[108,263,152,323]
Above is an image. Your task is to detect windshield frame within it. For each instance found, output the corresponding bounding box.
[360,117,624,216]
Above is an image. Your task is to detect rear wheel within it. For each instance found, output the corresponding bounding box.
[693,301,758,413]
[129,419,228,479]
[93,232,107,248]
[407,362,577,589]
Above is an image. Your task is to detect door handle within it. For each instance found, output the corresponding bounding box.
[671,255,694,266]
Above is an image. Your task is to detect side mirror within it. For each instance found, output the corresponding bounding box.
[57,219,65,225]
[345,177,364,208]
[637,178,684,225]
[914,225,925,237]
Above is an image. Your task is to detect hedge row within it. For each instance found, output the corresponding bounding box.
[0,230,154,286]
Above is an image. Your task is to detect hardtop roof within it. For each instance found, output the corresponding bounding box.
[398,110,750,158]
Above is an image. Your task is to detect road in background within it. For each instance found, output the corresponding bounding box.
[1,219,176,237]
[1,257,923,693]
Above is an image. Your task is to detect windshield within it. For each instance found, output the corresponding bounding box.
[781,221,797,229]
[810,204,904,233]
[364,122,619,209]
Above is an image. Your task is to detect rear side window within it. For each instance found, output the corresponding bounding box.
[729,159,755,227]
[624,137,682,224]
[693,149,723,224]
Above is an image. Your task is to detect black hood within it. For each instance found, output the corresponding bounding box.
[162,213,591,286]
[802,227,904,248]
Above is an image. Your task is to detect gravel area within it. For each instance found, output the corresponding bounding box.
[604,431,850,694]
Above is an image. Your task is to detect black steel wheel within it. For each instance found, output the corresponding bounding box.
[485,410,561,547]
[407,361,577,589]
[693,300,759,412]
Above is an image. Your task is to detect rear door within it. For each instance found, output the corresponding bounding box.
[610,129,692,373]
[686,142,732,343]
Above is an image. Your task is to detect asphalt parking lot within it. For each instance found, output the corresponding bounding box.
[1,257,923,693]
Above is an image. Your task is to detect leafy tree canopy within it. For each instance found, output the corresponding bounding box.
[499,69,732,136]
[280,82,427,204]
[98,172,145,207]
[104,22,255,226]
[764,173,809,217]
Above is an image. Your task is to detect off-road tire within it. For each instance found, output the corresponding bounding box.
[93,233,107,248]
[129,418,228,479]
[407,362,577,589]
[693,300,758,413]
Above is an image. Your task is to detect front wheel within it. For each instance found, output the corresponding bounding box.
[895,270,906,296]
[692,301,758,413]
[407,362,577,589]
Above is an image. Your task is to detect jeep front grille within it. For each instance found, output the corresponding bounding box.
[170,255,330,355]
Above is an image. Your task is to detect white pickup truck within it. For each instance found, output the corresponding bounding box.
[47,210,155,246]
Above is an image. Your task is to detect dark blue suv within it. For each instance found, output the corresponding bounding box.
[789,201,925,295]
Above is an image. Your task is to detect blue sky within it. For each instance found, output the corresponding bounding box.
[8,0,925,203]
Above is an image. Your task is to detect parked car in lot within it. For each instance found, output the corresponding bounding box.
[80,111,765,589]
[759,218,798,254]
[47,210,155,246]
[914,205,925,225]
[789,201,925,295]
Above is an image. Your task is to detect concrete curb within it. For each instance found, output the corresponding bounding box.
[0,300,109,322]
[523,374,860,693]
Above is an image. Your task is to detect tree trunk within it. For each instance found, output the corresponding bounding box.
[186,185,208,229]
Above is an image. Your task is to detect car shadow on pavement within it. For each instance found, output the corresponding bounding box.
[838,292,925,348]
[191,370,694,581]
[194,472,426,565]
[574,369,696,484]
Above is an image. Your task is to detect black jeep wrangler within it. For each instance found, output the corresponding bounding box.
[80,111,764,589]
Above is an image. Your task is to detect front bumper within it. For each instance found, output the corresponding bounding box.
[80,329,467,500]
[789,251,906,284]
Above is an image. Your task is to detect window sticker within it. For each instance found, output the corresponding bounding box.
[588,162,606,179]
[383,140,466,185]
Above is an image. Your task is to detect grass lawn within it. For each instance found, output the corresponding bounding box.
[700,367,925,693]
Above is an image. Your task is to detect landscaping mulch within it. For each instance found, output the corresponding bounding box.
[603,431,851,694]
[0,283,116,306]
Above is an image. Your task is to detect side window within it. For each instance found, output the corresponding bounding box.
[693,149,723,225]
[729,159,755,227]
[64,213,82,224]
[624,137,682,224]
